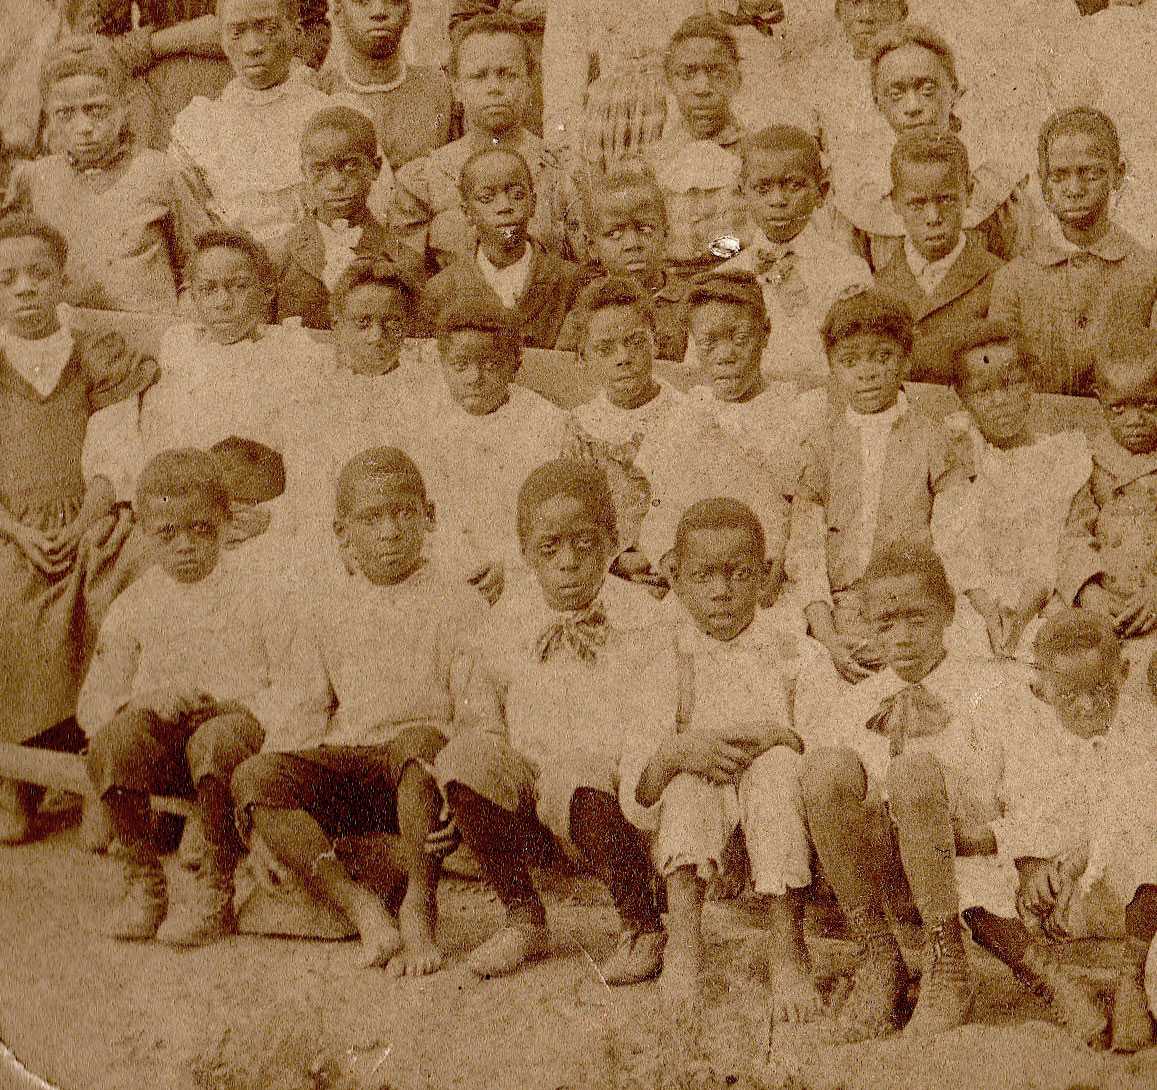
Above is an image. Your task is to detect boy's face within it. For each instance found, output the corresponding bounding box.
[462,153,535,252]
[189,246,270,345]
[522,493,612,612]
[583,303,656,410]
[838,0,905,58]
[673,525,765,642]
[874,44,956,138]
[589,189,668,283]
[140,492,226,585]
[438,329,517,415]
[666,36,740,141]
[1041,131,1122,235]
[1099,371,1157,455]
[690,300,767,404]
[0,237,65,340]
[892,157,968,261]
[863,572,952,683]
[46,74,125,169]
[335,0,409,62]
[1035,645,1126,740]
[335,473,430,585]
[829,330,906,413]
[301,126,379,225]
[452,32,531,137]
[742,146,823,245]
[958,343,1032,447]
[333,282,406,375]
[220,0,296,90]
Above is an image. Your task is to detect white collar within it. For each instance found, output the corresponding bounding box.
[338,57,408,95]
[845,390,907,429]
[904,234,966,287]
[221,64,314,108]
[476,243,534,306]
[1,307,74,398]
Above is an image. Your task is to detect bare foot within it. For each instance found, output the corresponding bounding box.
[353,908,402,968]
[388,889,444,978]
[1110,971,1156,1053]
[467,922,549,978]
[771,959,824,1025]
[659,937,703,1009]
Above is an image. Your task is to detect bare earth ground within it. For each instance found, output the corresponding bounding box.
[2,821,1156,1090]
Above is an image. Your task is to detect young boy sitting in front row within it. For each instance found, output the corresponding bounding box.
[232,448,483,975]
[1059,341,1157,704]
[422,146,580,349]
[961,610,1157,1053]
[81,448,293,946]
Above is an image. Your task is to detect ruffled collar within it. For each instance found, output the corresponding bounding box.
[220,63,317,108]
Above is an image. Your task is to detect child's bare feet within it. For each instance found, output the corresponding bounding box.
[771,958,824,1025]
[388,887,444,978]
[1110,970,1156,1053]
[467,921,549,978]
[767,890,823,1025]
[349,897,403,968]
[659,934,704,1008]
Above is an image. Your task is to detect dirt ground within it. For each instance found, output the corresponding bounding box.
[2,820,1156,1090]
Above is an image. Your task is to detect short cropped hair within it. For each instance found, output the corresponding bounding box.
[0,215,69,268]
[1032,608,1122,670]
[459,145,534,200]
[569,276,657,348]
[516,459,617,548]
[449,12,534,78]
[335,446,427,520]
[664,14,740,78]
[330,256,419,320]
[1038,106,1121,174]
[135,448,231,518]
[581,162,670,236]
[1094,332,1157,400]
[871,23,959,95]
[40,34,129,99]
[890,131,970,193]
[209,436,286,505]
[945,319,1023,390]
[217,0,300,22]
[189,227,274,289]
[859,543,956,614]
[686,271,770,334]
[673,497,766,564]
[836,0,908,17]
[302,105,379,160]
[435,296,523,360]
[739,125,824,185]
[821,286,913,355]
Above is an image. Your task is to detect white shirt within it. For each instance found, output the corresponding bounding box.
[845,394,905,572]
[573,380,685,448]
[317,218,364,292]
[476,244,534,309]
[904,234,968,296]
[0,315,72,398]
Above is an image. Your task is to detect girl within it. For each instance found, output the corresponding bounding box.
[0,215,157,842]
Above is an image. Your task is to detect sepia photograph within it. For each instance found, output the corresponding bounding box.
[0,1,1155,1087]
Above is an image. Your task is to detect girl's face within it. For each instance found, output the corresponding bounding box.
[582,303,656,410]
[838,0,906,59]
[189,246,271,345]
[452,32,531,137]
[46,74,126,168]
[220,0,296,90]
[333,282,407,375]
[690,300,767,404]
[874,44,957,138]
[958,343,1032,448]
[1041,131,1123,235]
[828,331,906,414]
[438,329,518,415]
[0,237,65,340]
[666,36,740,141]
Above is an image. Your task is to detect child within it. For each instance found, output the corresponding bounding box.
[961,610,1157,1052]
[1060,342,1157,703]
[624,498,821,1013]
[232,448,482,973]
[169,0,382,264]
[390,12,566,268]
[318,0,454,170]
[788,286,972,682]
[799,545,1019,1039]
[8,36,203,313]
[990,107,1157,397]
[874,133,1006,385]
[422,147,580,349]
[81,448,293,944]
[932,321,1091,660]
[556,166,689,362]
[275,105,425,331]
[714,124,871,384]
[0,215,157,843]
[437,459,666,982]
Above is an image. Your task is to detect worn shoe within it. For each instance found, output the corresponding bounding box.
[102,858,168,940]
[467,922,549,978]
[79,796,114,854]
[1020,943,1107,1046]
[156,865,237,947]
[905,920,976,1037]
[834,910,910,1042]
[0,780,38,845]
[1110,959,1156,1053]
[600,928,666,986]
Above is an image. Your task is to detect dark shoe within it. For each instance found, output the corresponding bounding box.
[103,858,168,940]
[905,920,976,1037]
[834,909,910,1042]
[155,864,237,947]
[1019,943,1107,1046]
[600,928,666,986]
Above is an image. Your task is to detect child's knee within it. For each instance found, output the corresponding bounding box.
[186,713,264,784]
[799,747,866,808]
[744,744,803,791]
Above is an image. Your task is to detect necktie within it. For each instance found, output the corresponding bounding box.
[866,683,951,757]
[534,602,610,665]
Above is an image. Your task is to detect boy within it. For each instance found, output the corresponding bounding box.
[799,545,1019,1039]
[318,0,454,170]
[989,107,1157,397]
[713,124,871,384]
[437,460,666,982]
[422,147,580,349]
[275,105,425,330]
[624,498,820,1013]
[232,448,482,974]
[390,12,566,268]
[961,610,1157,1052]
[81,448,292,945]
[874,132,1005,386]
[1060,342,1157,704]
[788,286,971,683]
[556,167,689,362]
